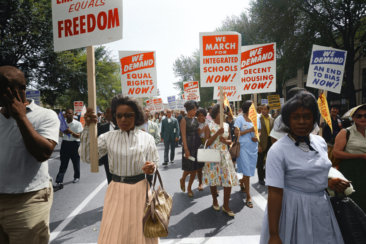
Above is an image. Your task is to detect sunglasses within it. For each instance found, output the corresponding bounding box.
[354,113,366,119]
[115,112,135,119]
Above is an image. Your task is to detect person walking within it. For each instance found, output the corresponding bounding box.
[55,108,83,188]
[0,66,60,244]
[80,95,158,244]
[97,107,115,184]
[203,104,239,217]
[161,109,180,165]
[138,108,160,145]
[257,104,274,185]
[180,100,202,197]
[234,100,260,208]
[260,91,346,244]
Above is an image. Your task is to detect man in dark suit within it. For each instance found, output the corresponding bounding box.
[257,105,274,185]
[97,107,114,184]
[161,109,180,166]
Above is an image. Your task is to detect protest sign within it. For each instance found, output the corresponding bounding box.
[267,94,281,110]
[52,0,123,52]
[306,45,347,94]
[146,99,155,111]
[153,98,163,111]
[167,96,176,110]
[261,99,268,105]
[213,86,241,101]
[176,99,185,111]
[240,43,276,94]
[26,90,41,105]
[183,81,200,101]
[248,103,259,139]
[119,51,157,98]
[74,101,84,113]
[317,93,332,133]
[200,32,241,87]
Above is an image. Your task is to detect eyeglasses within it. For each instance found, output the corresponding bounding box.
[115,112,135,119]
[354,113,366,119]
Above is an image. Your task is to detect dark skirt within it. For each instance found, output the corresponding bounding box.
[339,158,366,213]
[182,133,203,171]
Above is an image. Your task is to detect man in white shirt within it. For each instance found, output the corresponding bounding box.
[0,66,60,244]
[55,108,83,188]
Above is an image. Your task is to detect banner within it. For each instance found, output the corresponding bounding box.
[200,32,241,87]
[306,45,347,94]
[167,96,176,110]
[267,94,281,110]
[73,101,84,113]
[52,0,123,52]
[317,93,333,133]
[213,86,241,101]
[153,98,163,111]
[240,43,276,94]
[119,51,157,98]
[183,81,200,101]
[248,103,259,139]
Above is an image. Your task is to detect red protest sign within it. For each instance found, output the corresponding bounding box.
[73,101,84,113]
[183,81,200,101]
[153,98,163,111]
[200,32,241,87]
[119,51,157,98]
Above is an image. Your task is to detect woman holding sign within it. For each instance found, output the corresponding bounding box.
[234,100,259,208]
[79,95,158,244]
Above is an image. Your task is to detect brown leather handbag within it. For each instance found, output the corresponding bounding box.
[229,136,240,160]
[143,170,173,238]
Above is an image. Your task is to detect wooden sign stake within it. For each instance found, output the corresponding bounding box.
[220,86,224,127]
[87,46,99,173]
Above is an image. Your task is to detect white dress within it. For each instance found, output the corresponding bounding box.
[260,134,344,244]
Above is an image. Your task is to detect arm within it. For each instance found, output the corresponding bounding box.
[153,122,161,145]
[205,125,224,147]
[180,118,189,158]
[175,119,180,141]
[142,136,159,174]
[160,120,164,141]
[267,186,283,244]
[333,129,366,160]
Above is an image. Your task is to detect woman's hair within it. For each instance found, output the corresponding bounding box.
[110,95,145,126]
[210,104,221,119]
[281,91,319,131]
[196,107,207,117]
[241,100,252,114]
[184,100,198,112]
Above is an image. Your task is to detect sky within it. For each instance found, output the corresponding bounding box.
[104,0,251,102]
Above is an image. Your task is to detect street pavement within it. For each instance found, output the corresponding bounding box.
[49,141,268,244]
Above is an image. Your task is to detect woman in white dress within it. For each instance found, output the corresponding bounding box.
[260,91,349,244]
[80,95,159,244]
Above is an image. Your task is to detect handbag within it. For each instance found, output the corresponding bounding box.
[229,136,240,160]
[143,170,173,238]
[197,140,221,163]
[330,193,366,244]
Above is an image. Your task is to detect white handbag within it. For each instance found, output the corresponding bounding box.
[197,140,221,163]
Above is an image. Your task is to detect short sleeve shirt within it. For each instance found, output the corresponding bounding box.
[0,100,60,193]
[62,119,83,141]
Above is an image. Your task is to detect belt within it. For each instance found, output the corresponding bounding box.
[111,174,145,184]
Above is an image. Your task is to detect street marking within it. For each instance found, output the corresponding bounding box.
[50,179,108,242]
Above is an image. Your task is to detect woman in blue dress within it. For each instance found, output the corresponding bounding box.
[234,100,260,208]
[260,91,348,244]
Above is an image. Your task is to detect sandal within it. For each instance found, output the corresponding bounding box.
[246,201,253,208]
[187,191,194,197]
[198,184,204,191]
[222,206,235,217]
[180,178,185,192]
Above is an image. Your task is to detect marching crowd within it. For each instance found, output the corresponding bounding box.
[1,66,366,243]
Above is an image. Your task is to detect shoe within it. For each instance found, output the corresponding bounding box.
[162,162,168,166]
[212,204,220,211]
[54,183,63,190]
[170,161,174,164]
[187,191,194,197]
[246,201,253,208]
[73,178,80,183]
[198,184,204,191]
[180,178,185,192]
[222,206,235,217]
[258,180,265,186]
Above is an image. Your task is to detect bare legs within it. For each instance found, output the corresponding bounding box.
[242,175,253,208]
[210,186,232,211]
[197,169,203,191]
[180,170,196,196]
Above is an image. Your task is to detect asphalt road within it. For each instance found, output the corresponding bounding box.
[48,141,268,244]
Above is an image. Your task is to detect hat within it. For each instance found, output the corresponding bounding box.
[350,104,366,117]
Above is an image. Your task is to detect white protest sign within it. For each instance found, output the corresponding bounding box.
[167,96,176,110]
[240,43,276,94]
[306,45,347,94]
[213,86,241,101]
[52,0,123,52]
[183,81,200,101]
[119,51,158,98]
[73,101,84,113]
[176,99,185,111]
[153,98,163,111]
[200,32,241,87]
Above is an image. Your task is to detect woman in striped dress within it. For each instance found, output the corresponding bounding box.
[79,95,159,244]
